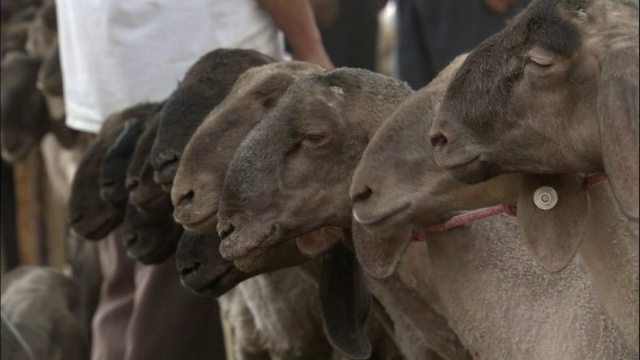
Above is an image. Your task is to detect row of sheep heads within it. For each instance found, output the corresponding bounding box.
[66,0,638,357]
[66,49,395,358]
[1,0,75,164]
[195,0,636,353]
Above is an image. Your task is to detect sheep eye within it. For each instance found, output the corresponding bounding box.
[302,133,327,146]
[529,55,553,68]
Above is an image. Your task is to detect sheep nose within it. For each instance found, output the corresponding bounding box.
[174,189,194,208]
[124,234,138,247]
[351,186,373,203]
[217,222,235,241]
[429,131,448,149]
[126,177,139,192]
[151,150,179,172]
[178,261,200,277]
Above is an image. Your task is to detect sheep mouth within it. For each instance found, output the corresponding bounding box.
[130,244,175,265]
[180,211,218,234]
[219,222,281,261]
[435,153,480,171]
[190,265,236,297]
[130,189,166,211]
[77,217,122,240]
[353,200,411,227]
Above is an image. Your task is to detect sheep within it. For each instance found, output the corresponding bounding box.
[1,266,89,360]
[149,48,276,192]
[96,105,186,263]
[216,66,635,359]
[168,60,409,359]
[100,103,162,206]
[422,0,639,349]
[68,103,156,240]
[211,67,472,359]
[172,61,325,234]
[428,0,639,222]
[125,110,168,214]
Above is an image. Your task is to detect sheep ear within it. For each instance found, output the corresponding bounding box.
[597,52,639,222]
[518,174,588,272]
[351,221,411,279]
[319,243,371,359]
[295,226,344,258]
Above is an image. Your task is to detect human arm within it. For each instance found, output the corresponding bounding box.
[258,0,334,70]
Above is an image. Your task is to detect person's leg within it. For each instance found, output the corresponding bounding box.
[90,228,136,360]
[125,254,226,360]
[395,0,436,89]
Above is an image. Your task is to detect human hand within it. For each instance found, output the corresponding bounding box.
[483,0,514,14]
[291,47,335,70]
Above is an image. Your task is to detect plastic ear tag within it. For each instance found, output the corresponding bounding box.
[533,186,558,210]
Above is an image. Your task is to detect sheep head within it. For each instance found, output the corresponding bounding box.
[171,61,324,234]
[429,0,638,220]
[149,48,276,192]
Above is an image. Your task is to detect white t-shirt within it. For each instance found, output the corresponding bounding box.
[56,0,284,133]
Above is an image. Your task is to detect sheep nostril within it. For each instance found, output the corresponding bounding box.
[176,190,195,208]
[429,133,448,148]
[218,223,235,240]
[126,178,139,191]
[152,151,179,173]
[178,261,200,277]
[124,234,138,247]
[351,186,373,203]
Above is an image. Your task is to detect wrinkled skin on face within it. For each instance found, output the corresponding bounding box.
[121,201,182,264]
[217,68,413,261]
[172,61,325,234]
[429,0,638,220]
[351,55,521,240]
[150,48,276,192]
[100,103,161,205]
[68,104,151,240]
[0,51,49,163]
[175,230,310,298]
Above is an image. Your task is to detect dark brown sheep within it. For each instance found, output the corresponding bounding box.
[149,48,276,192]
[68,103,156,240]
[172,61,325,234]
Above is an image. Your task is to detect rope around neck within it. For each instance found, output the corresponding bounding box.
[411,204,516,242]
[1,307,36,360]
[411,173,608,242]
